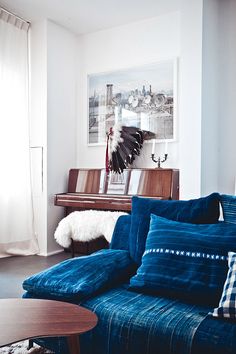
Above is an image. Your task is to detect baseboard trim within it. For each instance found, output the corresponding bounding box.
[37,249,64,257]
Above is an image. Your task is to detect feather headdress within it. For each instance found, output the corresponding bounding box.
[106,124,155,173]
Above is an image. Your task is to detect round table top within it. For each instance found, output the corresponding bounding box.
[0,298,98,348]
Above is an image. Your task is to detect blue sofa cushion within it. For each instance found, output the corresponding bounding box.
[129,193,220,264]
[110,214,131,251]
[211,251,236,319]
[24,286,236,354]
[129,215,236,306]
[221,194,236,224]
[22,249,134,300]
[191,315,236,354]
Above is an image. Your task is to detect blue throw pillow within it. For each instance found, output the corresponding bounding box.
[220,194,236,224]
[110,214,131,251]
[129,215,236,306]
[129,193,220,264]
[23,249,134,300]
[211,252,236,319]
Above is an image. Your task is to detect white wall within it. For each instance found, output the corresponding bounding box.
[179,0,236,198]
[76,6,208,199]
[30,1,236,257]
[77,12,181,171]
[46,20,77,254]
[76,0,236,199]
[179,0,203,198]
[191,0,236,197]
[200,0,219,196]
[30,20,77,255]
[29,20,47,255]
[218,0,236,194]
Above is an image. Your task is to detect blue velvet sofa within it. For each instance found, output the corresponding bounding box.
[22,193,236,354]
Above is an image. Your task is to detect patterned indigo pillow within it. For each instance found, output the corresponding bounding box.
[129,215,236,306]
[23,249,134,300]
[211,252,236,319]
[129,193,220,264]
[110,214,131,251]
[220,194,236,224]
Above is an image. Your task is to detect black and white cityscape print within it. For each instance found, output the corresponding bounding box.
[88,61,175,144]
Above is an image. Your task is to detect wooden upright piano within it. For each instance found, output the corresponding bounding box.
[55,168,179,213]
[54,168,179,254]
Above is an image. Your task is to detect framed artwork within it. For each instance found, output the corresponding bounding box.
[88,59,177,145]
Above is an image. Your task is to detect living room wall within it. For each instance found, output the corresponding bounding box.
[76,11,181,177]
[217,0,236,195]
[76,0,236,199]
[30,20,77,255]
[76,2,204,199]
[29,0,236,255]
[201,0,236,196]
[77,12,180,176]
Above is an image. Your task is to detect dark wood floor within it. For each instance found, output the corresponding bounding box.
[0,252,70,298]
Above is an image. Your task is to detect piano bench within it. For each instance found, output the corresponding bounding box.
[68,237,109,257]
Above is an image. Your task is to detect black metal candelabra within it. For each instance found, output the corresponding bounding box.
[151,153,168,168]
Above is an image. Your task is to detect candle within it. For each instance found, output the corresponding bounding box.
[164,141,168,154]
[151,139,156,154]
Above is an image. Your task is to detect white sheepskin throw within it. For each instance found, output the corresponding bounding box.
[54,210,128,248]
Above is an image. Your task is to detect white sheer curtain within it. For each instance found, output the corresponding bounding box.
[0,8,38,257]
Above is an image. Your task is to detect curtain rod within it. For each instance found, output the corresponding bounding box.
[0,6,30,25]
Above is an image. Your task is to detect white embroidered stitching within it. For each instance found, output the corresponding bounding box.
[143,248,228,260]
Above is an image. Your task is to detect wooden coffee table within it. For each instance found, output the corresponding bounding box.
[0,298,97,354]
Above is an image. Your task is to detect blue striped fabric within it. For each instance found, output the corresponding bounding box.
[80,287,209,354]
[129,193,220,264]
[25,286,236,354]
[24,286,209,354]
[211,252,236,319]
[110,214,131,251]
[130,215,236,306]
[22,249,134,300]
[221,194,236,224]
[192,315,236,354]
